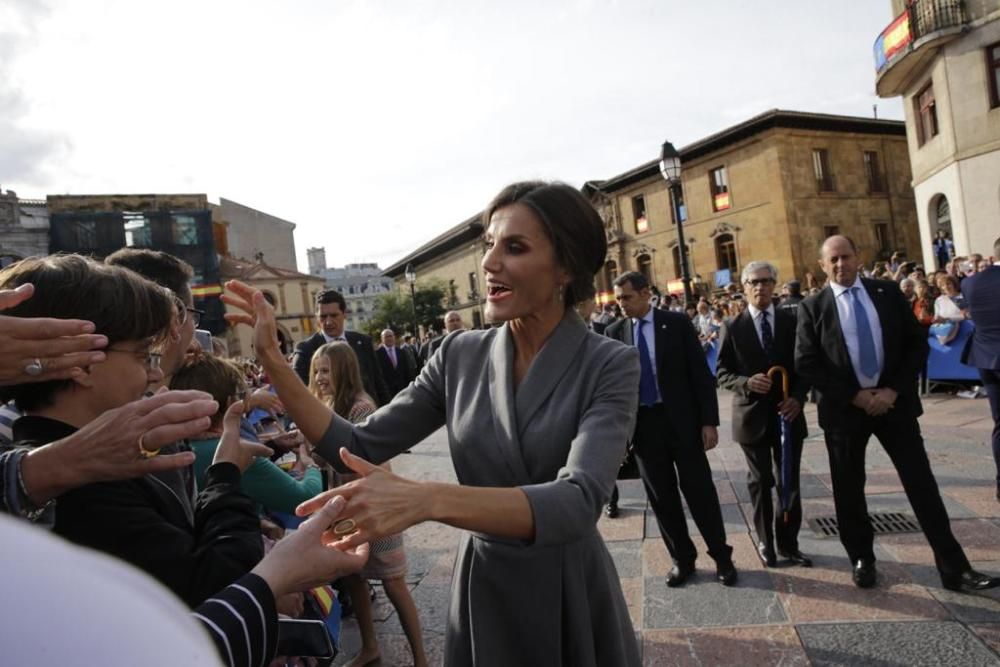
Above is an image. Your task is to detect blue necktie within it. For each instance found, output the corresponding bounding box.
[850,287,880,378]
[635,319,658,407]
[760,311,775,361]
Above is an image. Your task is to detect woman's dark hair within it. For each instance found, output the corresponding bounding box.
[483,181,607,305]
[0,254,175,411]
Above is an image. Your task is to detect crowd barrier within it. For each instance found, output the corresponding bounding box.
[926,320,980,383]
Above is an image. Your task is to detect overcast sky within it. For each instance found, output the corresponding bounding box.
[2,0,902,271]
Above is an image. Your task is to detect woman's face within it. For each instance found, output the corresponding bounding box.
[313,355,332,397]
[84,338,162,414]
[481,203,568,323]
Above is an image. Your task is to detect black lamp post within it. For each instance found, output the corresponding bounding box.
[660,140,694,305]
[404,263,418,338]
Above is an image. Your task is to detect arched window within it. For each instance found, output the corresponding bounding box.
[933,195,951,234]
[261,290,278,307]
[671,246,682,279]
[637,254,653,285]
[715,233,738,271]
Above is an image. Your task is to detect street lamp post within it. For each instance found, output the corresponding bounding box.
[404,263,418,339]
[660,140,694,305]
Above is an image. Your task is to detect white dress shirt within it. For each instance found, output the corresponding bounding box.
[745,303,776,349]
[830,278,884,388]
[322,332,346,344]
[632,308,663,403]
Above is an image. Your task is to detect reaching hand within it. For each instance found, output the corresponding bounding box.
[252,495,369,598]
[221,280,282,362]
[0,284,110,386]
[296,448,429,551]
[246,386,284,415]
[212,401,274,472]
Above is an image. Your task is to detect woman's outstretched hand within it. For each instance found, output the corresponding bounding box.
[221,280,282,360]
[295,448,430,551]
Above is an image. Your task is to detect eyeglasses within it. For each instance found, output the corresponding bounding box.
[744,278,775,287]
[172,296,204,328]
[185,307,204,328]
[106,346,162,371]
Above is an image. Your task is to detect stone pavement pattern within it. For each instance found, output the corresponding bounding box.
[332,392,1000,666]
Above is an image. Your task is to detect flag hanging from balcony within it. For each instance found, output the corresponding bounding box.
[874,12,912,72]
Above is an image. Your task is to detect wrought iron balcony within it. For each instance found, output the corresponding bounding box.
[874,0,968,97]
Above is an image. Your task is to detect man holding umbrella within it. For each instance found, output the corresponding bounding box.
[717,260,812,567]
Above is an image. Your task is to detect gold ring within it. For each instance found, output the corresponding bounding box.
[333,518,357,535]
[138,434,159,459]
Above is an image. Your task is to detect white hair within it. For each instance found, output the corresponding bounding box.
[740,261,779,284]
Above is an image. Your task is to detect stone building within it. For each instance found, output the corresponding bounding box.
[219,255,327,358]
[213,198,298,271]
[0,188,50,266]
[305,248,395,333]
[383,214,487,331]
[874,0,1000,263]
[585,110,919,302]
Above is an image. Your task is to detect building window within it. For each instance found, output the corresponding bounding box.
[73,220,98,249]
[988,41,1000,109]
[863,151,885,193]
[172,215,199,246]
[123,214,153,247]
[669,186,687,225]
[914,82,938,146]
[603,260,618,290]
[709,167,730,211]
[714,233,738,271]
[632,195,648,234]
[874,222,891,256]
[671,246,682,279]
[934,195,951,233]
[813,149,834,192]
[823,225,840,239]
[637,254,653,285]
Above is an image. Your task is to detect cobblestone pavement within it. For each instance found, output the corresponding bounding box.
[332,391,1000,666]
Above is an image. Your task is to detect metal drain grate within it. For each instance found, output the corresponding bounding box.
[808,512,921,538]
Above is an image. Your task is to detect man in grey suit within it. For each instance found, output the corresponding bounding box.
[608,271,737,587]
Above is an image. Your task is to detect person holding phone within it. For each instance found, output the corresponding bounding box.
[225,181,642,666]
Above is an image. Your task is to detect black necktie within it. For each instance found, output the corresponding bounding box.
[760,311,775,361]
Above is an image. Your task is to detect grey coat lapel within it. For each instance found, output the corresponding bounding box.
[622,317,634,346]
[515,311,588,433]
[488,325,531,483]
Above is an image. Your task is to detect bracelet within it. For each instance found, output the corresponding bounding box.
[16,451,55,521]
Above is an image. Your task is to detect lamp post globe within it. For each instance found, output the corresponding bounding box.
[660,140,693,304]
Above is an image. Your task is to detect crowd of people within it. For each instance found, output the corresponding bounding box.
[0,179,997,666]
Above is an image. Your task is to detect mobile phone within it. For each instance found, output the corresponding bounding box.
[194,329,213,353]
[254,416,285,441]
[276,619,336,660]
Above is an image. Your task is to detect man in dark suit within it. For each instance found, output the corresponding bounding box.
[608,271,737,587]
[291,289,390,405]
[426,311,466,360]
[718,261,811,568]
[376,329,412,399]
[796,235,997,592]
[961,235,1000,501]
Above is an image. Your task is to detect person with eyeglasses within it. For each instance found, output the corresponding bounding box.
[717,261,812,568]
[1,255,273,607]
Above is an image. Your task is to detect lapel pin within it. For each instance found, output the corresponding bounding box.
[661,324,667,330]
[877,288,883,293]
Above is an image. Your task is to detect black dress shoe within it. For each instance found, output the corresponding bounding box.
[716,560,738,586]
[666,562,695,588]
[853,559,877,588]
[604,503,619,519]
[941,569,1000,593]
[756,542,777,568]
[777,548,813,567]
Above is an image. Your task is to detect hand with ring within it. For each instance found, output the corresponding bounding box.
[0,283,109,385]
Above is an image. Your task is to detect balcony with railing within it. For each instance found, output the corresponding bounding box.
[874,0,968,97]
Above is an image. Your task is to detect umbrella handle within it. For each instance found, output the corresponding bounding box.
[766,365,790,401]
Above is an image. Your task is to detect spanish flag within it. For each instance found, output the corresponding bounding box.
[191,283,223,298]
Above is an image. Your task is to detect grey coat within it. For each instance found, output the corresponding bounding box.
[318,310,641,666]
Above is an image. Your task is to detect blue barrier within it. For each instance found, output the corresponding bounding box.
[927,320,980,382]
[705,339,719,376]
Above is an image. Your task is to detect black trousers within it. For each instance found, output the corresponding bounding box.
[739,418,803,552]
[633,404,731,565]
[980,368,1000,487]
[824,409,969,575]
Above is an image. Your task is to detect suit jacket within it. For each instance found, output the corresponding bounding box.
[376,345,412,398]
[605,308,720,445]
[795,278,927,430]
[717,308,808,443]
[316,310,641,666]
[292,331,390,405]
[960,265,1000,370]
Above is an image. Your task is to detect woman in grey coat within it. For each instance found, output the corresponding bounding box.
[224,181,641,666]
